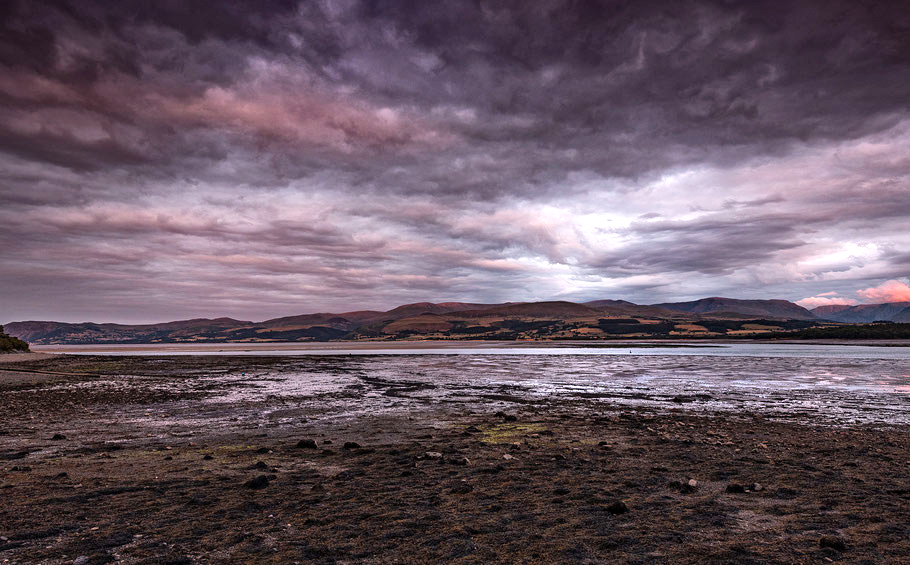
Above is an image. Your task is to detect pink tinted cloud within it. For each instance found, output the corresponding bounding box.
[796,295,858,309]
[857,280,910,303]
[158,85,453,149]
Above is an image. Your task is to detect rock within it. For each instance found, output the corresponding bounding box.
[51,433,66,440]
[343,441,361,450]
[244,475,270,489]
[255,447,270,454]
[726,483,746,493]
[503,414,518,422]
[202,455,213,461]
[668,479,696,493]
[296,439,317,449]
[252,461,268,470]
[55,472,69,479]
[687,479,698,488]
[465,426,481,433]
[425,451,443,459]
[447,456,470,466]
[502,454,514,460]
[74,557,90,565]
[819,536,847,551]
[605,500,629,515]
[752,482,763,492]
[449,482,474,494]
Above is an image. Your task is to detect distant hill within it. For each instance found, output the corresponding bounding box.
[653,297,817,320]
[2,296,869,345]
[811,302,910,323]
[584,299,688,319]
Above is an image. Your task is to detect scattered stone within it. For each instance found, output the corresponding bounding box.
[449,482,473,495]
[51,433,66,440]
[687,479,698,488]
[726,483,746,493]
[752,482,763,492]
[669,479,697,493]
[819,536,847,551]
[502,454,514,460]
[244,475,270,489]
[296,439,318,449]
[252,461,268,470]
[425,451,443,459]
[605,500,629,515]
[343,441,361,450]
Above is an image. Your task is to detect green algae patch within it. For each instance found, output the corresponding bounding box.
[478,422,547,444]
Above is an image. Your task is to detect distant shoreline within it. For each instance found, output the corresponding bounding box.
[28,338,910,355]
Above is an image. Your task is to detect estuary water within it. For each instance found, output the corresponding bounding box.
[34,341,910,426]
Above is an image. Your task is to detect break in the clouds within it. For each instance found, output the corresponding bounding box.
[1,0,910,323]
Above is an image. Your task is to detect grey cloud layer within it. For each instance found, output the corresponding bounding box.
[1,0,909,322]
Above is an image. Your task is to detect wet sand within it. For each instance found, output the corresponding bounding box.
[1,355,908,564]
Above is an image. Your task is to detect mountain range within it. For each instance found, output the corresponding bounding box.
[0,297,840,345]
[811,302,910,324]
[5,297,908,345]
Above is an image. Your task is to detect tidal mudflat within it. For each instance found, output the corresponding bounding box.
[1,350,909,563]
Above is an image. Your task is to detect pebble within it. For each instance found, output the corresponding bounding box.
[502,454,514,460]
[425,451,443,459]
[687,479,698,488]
[819,536,847,551]
[244,475,270,489]
[343,441,361,450]
[605,500,629,515]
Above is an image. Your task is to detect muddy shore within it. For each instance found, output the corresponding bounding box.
[1,355,908,564]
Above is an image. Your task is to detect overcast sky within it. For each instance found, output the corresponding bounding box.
[2,0,910,324]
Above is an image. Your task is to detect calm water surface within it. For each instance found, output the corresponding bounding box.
[37,342,910,426]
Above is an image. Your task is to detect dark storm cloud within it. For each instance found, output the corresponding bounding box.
[1,0,909,322]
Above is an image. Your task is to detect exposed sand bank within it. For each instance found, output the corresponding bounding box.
[0,354,907,563]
